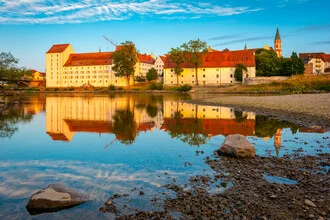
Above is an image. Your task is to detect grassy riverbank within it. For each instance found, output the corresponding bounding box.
[206,74,330,94]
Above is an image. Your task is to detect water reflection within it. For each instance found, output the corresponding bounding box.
[0,94,328,218]
[0,96,45,139]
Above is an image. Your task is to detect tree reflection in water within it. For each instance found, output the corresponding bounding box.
[0,101,33,139]
[112,108,138,145]
[166,110,208,147]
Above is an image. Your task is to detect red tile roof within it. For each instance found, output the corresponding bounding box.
[321,54,330,62]
[46,44,70,53]
[164,50,255,69]
[138,53,155,64]
[63,52,113,66]
[299,53,325,62]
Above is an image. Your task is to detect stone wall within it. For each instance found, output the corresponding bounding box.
[244,76,290,85]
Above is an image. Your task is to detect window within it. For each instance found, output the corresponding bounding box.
[171,69,173,72]
[216,74,219,78]
[203,68,205,71]
[230,74,233,78]
[192,81,194,84]
[203,75,205,78]
[216,68,219,71]
[192,75,194,77]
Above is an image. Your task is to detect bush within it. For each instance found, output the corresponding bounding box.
[149,82,163,90]
[146,68,158,81]
[54,88,59,91]
[135,76,146,83]
[176,84,192,92]
[69,87,75,91]
[109,85,116,91]
[117,87,123,91]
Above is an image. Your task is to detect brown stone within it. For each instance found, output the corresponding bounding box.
[218,134,256,158]
[26,183,89,215]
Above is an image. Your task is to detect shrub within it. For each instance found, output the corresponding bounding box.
[146,68,158,81]
[109,85,116,91]
[176,84,192,92]
[149,82,163,90]
[69,87,75,91]
[135,76,146,83]
[54,88,59,91]
[117,87,123,91]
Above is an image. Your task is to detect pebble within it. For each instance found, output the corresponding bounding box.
[270,195,276,199]
[305,199,317,207]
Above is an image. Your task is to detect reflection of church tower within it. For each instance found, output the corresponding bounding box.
[274,28,282,57]
[274,128,282,156]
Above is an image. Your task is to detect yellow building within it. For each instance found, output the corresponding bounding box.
[163,50,256,86]
[46,44,156,88]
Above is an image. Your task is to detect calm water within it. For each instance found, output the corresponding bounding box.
[0,94,329,219]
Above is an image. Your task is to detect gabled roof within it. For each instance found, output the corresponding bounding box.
[321,54,330,62]
[299,53,326,63]
[46,44,70,53]
[138,53,155,64]
[63,52,113,66]
[164,50,255,69]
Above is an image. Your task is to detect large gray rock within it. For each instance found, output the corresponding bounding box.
[218,134,256,158]
[26,183,89,215]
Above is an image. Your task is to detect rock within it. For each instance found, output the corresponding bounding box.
[26,183,89,215]
[321,212,326,216]
[140,191,145,195]
[218,134,256,158]
[304,199,316,208]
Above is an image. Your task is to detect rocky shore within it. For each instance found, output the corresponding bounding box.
[189,93,330,129]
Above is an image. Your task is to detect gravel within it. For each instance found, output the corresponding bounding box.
[189,93,330,129]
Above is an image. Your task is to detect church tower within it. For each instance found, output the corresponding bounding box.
[274,28,282,57]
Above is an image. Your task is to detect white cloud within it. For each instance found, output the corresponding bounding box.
[0,0,262,24]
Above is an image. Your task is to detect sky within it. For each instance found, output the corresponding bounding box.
[0,0,329,71]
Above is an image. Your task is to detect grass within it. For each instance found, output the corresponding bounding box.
[214,74,330,94]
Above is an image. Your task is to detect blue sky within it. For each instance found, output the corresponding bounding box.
[0,0,329,71]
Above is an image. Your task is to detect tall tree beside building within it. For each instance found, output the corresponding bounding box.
[168,47,185,85]
[255,49,280,76]
[181,39,208,86]
[111,41,138,87]
[290,52,305,75]
[234,63,248,81]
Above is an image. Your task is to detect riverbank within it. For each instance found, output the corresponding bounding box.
[189,93,330,130]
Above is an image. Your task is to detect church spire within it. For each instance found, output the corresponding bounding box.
[275,27,281,41]
[274,28,282,57]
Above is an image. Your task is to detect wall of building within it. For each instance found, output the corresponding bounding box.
[154,57,164,76]
[164,66,255,86]
[46,45,74,88]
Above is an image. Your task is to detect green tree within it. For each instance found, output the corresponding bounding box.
[146,68,158,82]
[181,39,208,86]
[255,49,280,76]
[234,63,248,81]
[168,47,185,85]
[112,41,138,87]
[290,52,305,75]
[0,52,31,81]
[279,57,292,76]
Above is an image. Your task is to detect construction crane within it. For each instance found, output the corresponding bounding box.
[103,35,117,48]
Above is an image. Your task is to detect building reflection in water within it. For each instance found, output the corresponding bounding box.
[43,95,325,155]
[46,95,163,143]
